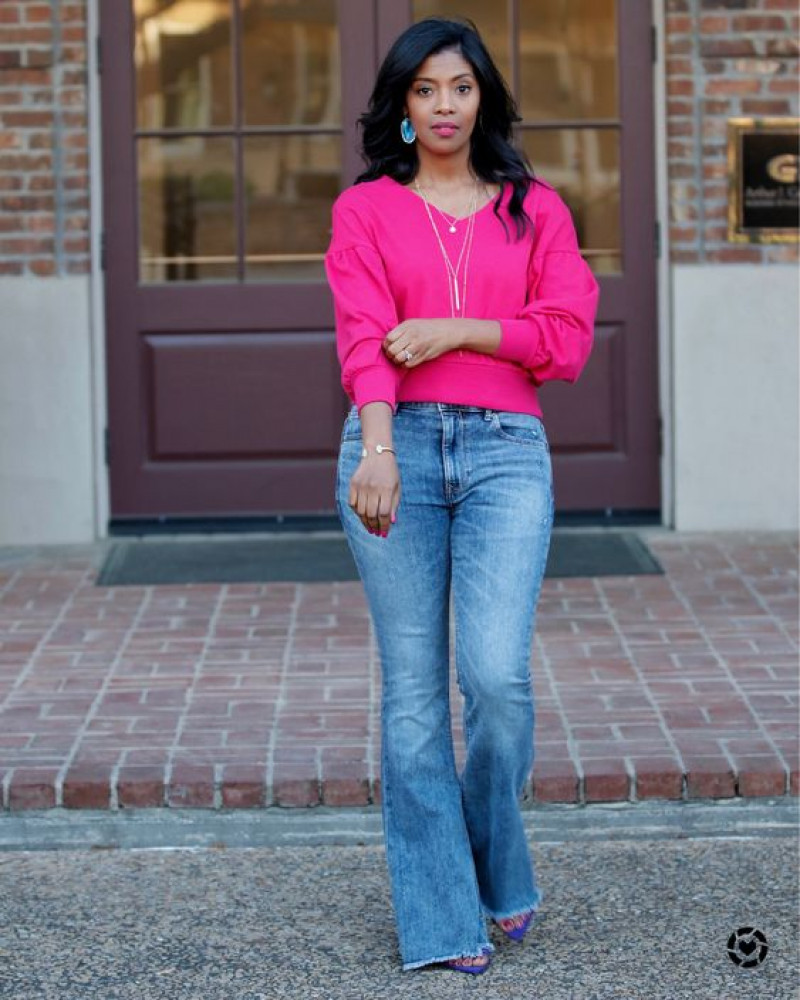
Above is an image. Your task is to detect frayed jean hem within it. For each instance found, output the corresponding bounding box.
[402,943,495,972]
[481,899,542,922]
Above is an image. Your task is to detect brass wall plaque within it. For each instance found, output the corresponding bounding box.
[727,117,799,243]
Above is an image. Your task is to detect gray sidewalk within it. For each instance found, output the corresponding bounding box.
[0,801,797,999]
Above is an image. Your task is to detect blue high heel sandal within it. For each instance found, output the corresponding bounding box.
[494,908,536,942]
[442,947,493,974]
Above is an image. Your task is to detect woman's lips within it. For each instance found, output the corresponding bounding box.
[432,124,459,136]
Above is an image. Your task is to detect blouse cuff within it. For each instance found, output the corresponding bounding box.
[352,365,399,415]
[495,319,543,370]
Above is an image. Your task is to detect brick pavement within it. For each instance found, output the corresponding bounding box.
[0,529,797,811]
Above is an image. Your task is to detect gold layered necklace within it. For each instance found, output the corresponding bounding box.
[414,177,481,317]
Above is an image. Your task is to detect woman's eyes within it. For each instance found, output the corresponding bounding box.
[416,85,472,95]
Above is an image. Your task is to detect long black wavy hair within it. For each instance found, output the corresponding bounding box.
[354,17,536,241]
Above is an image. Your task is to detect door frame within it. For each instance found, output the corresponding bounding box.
[87,0,110,539]
[87,0,675,535]
[653,0,675,528]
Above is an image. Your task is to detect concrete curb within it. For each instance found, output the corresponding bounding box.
[1,797,797,852]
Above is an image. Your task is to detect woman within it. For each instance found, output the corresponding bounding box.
[324,17,599,975]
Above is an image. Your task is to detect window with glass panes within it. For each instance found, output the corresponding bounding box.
[134,0,341,283]
[412,0,620,274]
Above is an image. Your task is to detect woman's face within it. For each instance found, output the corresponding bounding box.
[404,47,481,159]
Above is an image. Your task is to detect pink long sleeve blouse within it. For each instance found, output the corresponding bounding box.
[324,174,599,418]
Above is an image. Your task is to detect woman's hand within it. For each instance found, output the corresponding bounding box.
[382,318,460,369]
[349,453,401,537]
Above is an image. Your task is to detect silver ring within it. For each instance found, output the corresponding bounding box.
[403,349,414,362]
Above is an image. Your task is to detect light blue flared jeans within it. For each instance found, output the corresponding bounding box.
[335,401,554,971]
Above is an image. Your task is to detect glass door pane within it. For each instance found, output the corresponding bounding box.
[134,0,233,129]
[138,136,238,282]
[241,0,342,282]
[518,0,617,121]
[133,0,342,284]
[520,128,620,273]
[519,0,619,273]
[412,0,510,88]
[241,0,341,126]
[244,134,341,281]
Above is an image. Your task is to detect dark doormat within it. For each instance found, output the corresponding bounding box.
[95,531,663,586]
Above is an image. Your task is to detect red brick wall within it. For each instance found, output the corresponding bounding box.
[0,1,89,277]
[666,0,799,264]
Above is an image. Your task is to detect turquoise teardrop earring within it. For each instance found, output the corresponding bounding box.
[400,116,416,144]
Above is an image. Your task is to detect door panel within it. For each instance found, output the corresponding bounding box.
[146,333,342,459]
[551,324,626,453]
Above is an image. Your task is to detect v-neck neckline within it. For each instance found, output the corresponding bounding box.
[384,175,503,222]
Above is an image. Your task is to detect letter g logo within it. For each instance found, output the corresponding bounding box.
[766,153,799,184]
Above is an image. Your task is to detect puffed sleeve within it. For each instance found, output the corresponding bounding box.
[324,192,404,415]
[493,187,599,386]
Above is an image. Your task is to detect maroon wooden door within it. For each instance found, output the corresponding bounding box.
[385,0,661,512]
[101,1,377,520]
[102,0,659,522]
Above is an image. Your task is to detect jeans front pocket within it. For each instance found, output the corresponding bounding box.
[488,411,549,450]
[340,406,362,444]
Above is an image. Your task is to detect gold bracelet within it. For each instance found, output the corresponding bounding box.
[361,444,396,459]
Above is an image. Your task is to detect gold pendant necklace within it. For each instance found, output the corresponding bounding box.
[414,179,481,234]
[415,179,479,317]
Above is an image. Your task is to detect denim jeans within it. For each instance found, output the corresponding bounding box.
[335,401,554,971]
